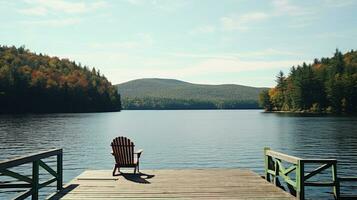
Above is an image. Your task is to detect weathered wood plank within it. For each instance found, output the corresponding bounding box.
[48,169,295,199]
[265,150,301,164]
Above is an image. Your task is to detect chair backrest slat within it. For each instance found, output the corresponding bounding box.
[122,137,127,164]
[127,138,133,164]
[111,136,134,165]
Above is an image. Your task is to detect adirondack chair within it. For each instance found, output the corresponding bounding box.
[111,136,143,175]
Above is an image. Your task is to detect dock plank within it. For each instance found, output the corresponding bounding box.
[48,169,295,199]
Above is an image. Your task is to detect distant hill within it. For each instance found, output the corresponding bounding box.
[116,78,267,109]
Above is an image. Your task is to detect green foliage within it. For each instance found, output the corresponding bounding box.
[122,97,259,110]
[259,90,272,111]
[259,49,357,113]
[0,45,121,113]
[117,78,266,109]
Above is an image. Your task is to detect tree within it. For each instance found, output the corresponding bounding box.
[0,45,121,113]
[259,90,272,111]
[260,49,357,113]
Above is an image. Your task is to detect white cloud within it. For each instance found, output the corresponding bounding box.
[271,0,316,29]
[323,0,357,7]
[89,33,154,50]
[125,0,187,11]
[237,48,300,57]
[125,0,147,5]
[182,58,302,75]
[220,0,315,31]
[52,48,304,86]
[167,52,235,60]
[147,49,303,78]
[221,12,269,31]
[136,33,154,46]
[22,18,82,27]
[104,56,303,85]
[91,42,140,49]
[169,49,300,60]
[271,0,308,16]
[18,1,107,27]
[19,0,107,16]
[18,6,48,16]
[189,25,216,35]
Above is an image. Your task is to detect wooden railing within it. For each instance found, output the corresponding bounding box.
[264,147,357,200]
[0,149,63,200]
[338,177,357,200]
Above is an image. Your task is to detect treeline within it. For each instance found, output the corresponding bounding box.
[0,45,121,113]
[122,97,259,110]
[117,78,265,110]
[259,49,357,113]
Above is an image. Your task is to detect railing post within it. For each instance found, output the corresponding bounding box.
[57,150,63,191]
[332,161,340,200]
[296,160,304,200]
[264,147,271,181]
[274,160,280,186]
[32,160,39,200]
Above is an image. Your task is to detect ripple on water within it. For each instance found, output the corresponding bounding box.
[0,110,356,199]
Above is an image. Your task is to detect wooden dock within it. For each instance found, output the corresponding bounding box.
[48,169,295,199]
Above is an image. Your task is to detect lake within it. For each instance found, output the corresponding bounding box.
[1,110,357,199]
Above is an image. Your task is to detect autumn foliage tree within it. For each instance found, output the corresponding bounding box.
[0,45,121,113]
[259,49,357,113]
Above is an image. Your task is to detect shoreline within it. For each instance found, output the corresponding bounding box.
[263,110,357,116]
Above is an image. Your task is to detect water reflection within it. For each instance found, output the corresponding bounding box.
[0,110,356,199]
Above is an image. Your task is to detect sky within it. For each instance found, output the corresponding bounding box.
[0,0,356,87]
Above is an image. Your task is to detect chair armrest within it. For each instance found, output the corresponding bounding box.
[134,149,143,159]
[135,149,143,154]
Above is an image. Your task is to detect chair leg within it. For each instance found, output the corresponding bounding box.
[112,165,120,176]
[134,166,137,174]
[112,165,117,176]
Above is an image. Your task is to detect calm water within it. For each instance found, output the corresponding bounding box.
[0,110,357,199]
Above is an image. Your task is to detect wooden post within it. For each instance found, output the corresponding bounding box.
[274,160,279,186]
[57,151,63,191]
[264,147,271,181]
[296,160,304,200]
[332,162,340,200]
[32,160,39,200]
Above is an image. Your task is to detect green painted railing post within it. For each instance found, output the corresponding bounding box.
[332,162,340,200]
[296,160,304,200]
[57,151,63,191]
[264,147,271,181]
[32,160,39,200]
[274,160,279,186]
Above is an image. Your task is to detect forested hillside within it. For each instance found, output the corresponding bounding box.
[117,78,266,109]
[0,45,121,113]
[259,49,357,113]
